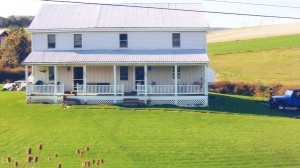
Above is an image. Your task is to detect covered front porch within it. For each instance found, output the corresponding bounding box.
[23,50,209,107]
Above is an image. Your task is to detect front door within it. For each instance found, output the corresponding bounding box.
[135,67,144,89]
[73,67,83,92]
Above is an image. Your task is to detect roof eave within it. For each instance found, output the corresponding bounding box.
[22,61,209,66]
[28,27,210,33]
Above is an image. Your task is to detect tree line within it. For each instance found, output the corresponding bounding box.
[0,15,33,28]
[0,27,31,68]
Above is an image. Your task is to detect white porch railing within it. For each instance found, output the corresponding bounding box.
[137,85,204,95]
[77,84,124,95]
[28,85,64,95]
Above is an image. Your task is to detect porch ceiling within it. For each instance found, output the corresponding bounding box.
[23,49,209,65]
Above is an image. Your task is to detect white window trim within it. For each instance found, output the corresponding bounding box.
[119,33,128,48]
[47,34,56,49]
[74,34,82,48]
[172,33,181,48]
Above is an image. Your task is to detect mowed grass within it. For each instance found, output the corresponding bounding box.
[1,91,300,167]
[208,34,300,54]
[209,46,300,85]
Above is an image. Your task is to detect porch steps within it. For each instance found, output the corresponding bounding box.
[122,98,139,107]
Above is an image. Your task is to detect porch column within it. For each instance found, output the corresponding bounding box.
[175,65,178,105]
[83,65,87,95]
[113,65,117,96]
[54,65,58,95]
[144,65,148,96]
[25,65,29,95]
[174,65,178,96]
[204,64,208,96]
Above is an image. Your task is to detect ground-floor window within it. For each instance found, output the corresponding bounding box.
[48,66,55,81]
[172,66,181,80]
[120,66,128,81]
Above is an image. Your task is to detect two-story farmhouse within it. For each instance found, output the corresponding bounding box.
[23,3,210,107]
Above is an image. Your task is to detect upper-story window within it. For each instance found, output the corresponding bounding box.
[172,33,180,48]
[120,34,128,48]
[74,34,82,48]
[48,34,56,49]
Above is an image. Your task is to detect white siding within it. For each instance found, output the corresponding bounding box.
[57,66,73,92]
[32,32,207,51]
[117,66,134,93]
[147,65,205,85]
[33,66,51,84]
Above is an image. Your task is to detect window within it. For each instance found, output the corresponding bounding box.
[74,34,82,48]
[48,34,56,48]
[172,66,181,80]
[0,37,5,45]
[120,66,128,80]
[172,33,180,48]
[49,66,55,81]
[120,34,128,48]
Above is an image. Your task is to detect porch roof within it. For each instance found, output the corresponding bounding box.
[23,49,209,65]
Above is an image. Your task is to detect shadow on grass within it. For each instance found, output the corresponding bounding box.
[117,93,285,118]
[203,93,285,117]
[72,93,286,118]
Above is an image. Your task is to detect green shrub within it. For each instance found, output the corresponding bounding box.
[210,80,300,97]
[0,67,25,83]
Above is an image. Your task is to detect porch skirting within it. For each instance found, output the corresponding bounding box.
[26,95,208,107]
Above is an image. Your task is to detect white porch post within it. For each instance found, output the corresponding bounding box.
[174,65,178,105]
[113,65,117,96]
[25,65,29,95]
[83,65,87,95]
[144,65,148,96]
[174,65,178,96]
[204,64,208,96]
[54,65,58,103]
[54,65,58,95]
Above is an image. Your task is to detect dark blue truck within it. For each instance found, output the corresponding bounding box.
[269,89,300,111]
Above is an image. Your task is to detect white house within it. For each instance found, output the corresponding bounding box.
[23,3,210,107]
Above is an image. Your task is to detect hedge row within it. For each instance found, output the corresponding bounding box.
[0,67,25,83]
[209,80,300,97]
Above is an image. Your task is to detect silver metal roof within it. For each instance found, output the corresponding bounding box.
[23,49,209,65]
[0,30,7,35]
[29,3,209,31]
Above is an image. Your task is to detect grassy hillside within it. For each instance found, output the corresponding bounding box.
[209,46,300,85]
[1,91,300,167]
[208,22,300,43]
[208,34,300,55]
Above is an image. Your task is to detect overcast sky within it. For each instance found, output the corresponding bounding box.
[1,0,299,28]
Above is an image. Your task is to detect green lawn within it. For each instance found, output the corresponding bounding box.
[1,91,300,167]
[209,46,300,85]
[208,34,300,54]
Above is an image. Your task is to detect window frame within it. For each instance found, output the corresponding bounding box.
[120,66,129,81]
[172,33,181,48]
[47,34,56,49]
[48,66,55,81]
[74,34,82,48]
[119,34,128,48]
[172,66,181,80]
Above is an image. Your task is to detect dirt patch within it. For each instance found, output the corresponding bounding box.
[208,22,300,43]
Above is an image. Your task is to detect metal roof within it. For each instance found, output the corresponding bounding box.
[0,30,7,35]
[29,3,209,31]
[23,49,209,65]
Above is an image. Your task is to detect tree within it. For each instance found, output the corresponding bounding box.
[0,15,34,28]
[0,27,31,68]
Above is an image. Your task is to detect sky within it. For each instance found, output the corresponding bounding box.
[0,0,300,28]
